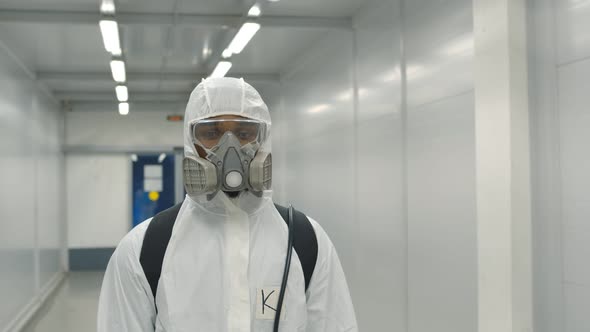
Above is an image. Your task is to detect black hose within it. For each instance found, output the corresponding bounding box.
[274,205,294,332]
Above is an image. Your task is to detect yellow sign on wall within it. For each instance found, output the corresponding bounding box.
[148,191,160,201]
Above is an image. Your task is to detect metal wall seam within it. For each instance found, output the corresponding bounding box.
[399,0,409,331]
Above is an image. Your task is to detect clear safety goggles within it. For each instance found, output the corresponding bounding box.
[191,118,267,149]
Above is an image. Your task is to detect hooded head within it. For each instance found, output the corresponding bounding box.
[184,77,271,159]
[183,77,273,200]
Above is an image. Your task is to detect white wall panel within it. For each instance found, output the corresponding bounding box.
[563,227,590,285]
[354,0,405,330]
[407,93,476,332]
[275,0,476,330]
[66,155,131,248]
[405,1,476,331]
[530,0,590,329]
[280,29,357,284]
[0,40,65,330]
[0,44,37,328]
[405,0,474,108]
[564,284,590,332]
[558,60,590,231]
[33,92,65,287]
[555,0,590,65]
[528,0,567,330]
[66,111,184,148]
[557,59,590,332]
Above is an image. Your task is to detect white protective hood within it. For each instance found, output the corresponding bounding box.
[97,78,358,332]
[183,77,272,160]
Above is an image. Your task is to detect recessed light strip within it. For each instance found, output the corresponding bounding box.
[210,61,233,78]
[115,85,128,102]
[227,22,261,55]
[99,19,121,56]
[100,0,130,114]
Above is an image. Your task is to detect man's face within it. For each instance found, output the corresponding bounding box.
[193,114,252,158]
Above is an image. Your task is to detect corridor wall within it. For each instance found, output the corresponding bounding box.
[0,40,66,331]
[274,0,477,330]
[529,0,590,331]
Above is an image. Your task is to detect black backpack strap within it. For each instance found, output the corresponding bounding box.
[139,202,183,298]
[139,202,319,300]
[274,204,318,292]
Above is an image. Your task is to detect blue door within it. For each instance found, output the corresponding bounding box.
[132,154,176,227]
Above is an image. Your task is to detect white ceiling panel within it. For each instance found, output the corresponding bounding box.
[127,80,160,91]
[123,24,228,71]
[0,22,109,71]
[0,0,174,14]
[123,24,168,71]
[0,0,98,12]
[260,0,365,17]
[177,0,245,15]
[0,0,360,107]
[161,26,229,71]
[229,27,329,74]
[0,0,364,17]
[113,0,175,14]
[150,80,198,93]
[44,79,115,91]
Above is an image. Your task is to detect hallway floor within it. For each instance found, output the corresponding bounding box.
[23,272,104,332]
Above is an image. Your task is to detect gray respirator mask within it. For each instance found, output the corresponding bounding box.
[183,119,272,200]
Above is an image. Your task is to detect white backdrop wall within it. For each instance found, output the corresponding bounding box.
[529,0,590,331]
[66,154,131,248]
[0,41,65,330]
[65,111,184,149]
[274,0,476,331]
[65,111,183,249]
[354,1,405,330]
[404,1,476,331]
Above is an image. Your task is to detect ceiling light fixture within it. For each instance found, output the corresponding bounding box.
[227,22,261,54]
[222,48,233,59]
[119,102,129,115]
[210,61,232,78]
[110,59,126,82]
[100,0,116,14]
[248,4,262,17]
[99,19,122,56]
[115,85,128,102]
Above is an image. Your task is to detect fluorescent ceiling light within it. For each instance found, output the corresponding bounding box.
[210,61,232,78]
[99,20,122,55]
[222,48,233,58]
[119,102,129,115]
[110,60,126,82]
[248,4,262,17]
[115,85,128,102]
[100,0,116,14]
[227,22,260,54]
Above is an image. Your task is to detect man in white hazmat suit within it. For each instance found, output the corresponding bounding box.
[97,77,357,332]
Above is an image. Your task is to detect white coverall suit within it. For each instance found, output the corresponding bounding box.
[97,78,358,332]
